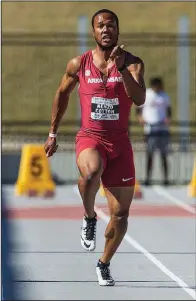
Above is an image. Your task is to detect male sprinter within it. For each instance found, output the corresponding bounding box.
[44,9,146,286]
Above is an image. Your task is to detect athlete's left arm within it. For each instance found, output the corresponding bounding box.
[119,59,146,106]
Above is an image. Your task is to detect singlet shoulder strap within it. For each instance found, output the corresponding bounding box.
[77,50,92,76]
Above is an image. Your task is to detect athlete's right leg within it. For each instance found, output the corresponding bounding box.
[77,147,104,218]
[76,137,106,251]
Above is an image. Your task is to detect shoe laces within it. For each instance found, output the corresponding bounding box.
[83,217,96,240]
[100,264,113,280]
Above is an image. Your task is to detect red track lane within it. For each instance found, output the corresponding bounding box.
[5,204,196,219]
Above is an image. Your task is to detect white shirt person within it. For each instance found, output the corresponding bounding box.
[136,77,172,186]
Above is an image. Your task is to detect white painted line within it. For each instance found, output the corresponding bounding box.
[153,186,196,215]
[73,185,195,300]
[94,205,196,300]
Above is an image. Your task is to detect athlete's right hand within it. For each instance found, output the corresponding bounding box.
[44,137,58,157]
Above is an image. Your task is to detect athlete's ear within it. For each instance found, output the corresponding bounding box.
[92,28,95,37]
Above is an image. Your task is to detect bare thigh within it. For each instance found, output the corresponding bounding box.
[104,186,135,217]
[77,148,104,179]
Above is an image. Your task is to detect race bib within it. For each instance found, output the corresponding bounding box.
[91,97,119,120]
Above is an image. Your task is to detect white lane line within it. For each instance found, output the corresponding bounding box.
[94,205,196,300]
[153,186,196,215]
[73,185,195,299]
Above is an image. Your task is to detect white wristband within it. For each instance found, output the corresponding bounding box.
[49,133,57,138]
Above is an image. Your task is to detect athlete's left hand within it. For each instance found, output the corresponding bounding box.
[110,45,125,69]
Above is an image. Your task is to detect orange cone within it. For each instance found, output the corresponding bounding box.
[187,156,196,197]
[133,180,143,199]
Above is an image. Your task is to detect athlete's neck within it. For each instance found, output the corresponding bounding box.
[95,45,116,62]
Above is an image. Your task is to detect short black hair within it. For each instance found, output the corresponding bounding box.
[150,77,163,87]
[91,9,119,29]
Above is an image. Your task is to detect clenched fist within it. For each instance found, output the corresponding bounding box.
[44,137,58,157]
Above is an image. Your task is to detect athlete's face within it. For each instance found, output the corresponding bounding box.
[92,13,119,51]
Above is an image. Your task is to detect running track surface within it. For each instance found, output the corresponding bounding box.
[2,185,196,300]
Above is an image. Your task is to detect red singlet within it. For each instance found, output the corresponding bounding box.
[76,50,135,187]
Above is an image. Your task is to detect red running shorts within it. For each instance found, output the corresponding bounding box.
[75,134,135,188]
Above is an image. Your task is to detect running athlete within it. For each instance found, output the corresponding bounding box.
[44,9,146,286]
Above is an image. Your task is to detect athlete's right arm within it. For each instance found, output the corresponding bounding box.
[44,56,81,157]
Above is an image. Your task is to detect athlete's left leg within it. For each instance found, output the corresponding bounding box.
[100,185,134,263]
[96,144,135,286]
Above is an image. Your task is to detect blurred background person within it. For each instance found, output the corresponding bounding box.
[136,77,172,186]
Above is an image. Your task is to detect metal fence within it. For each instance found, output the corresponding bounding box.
[2,142,195,185]
[2,119,196,185]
